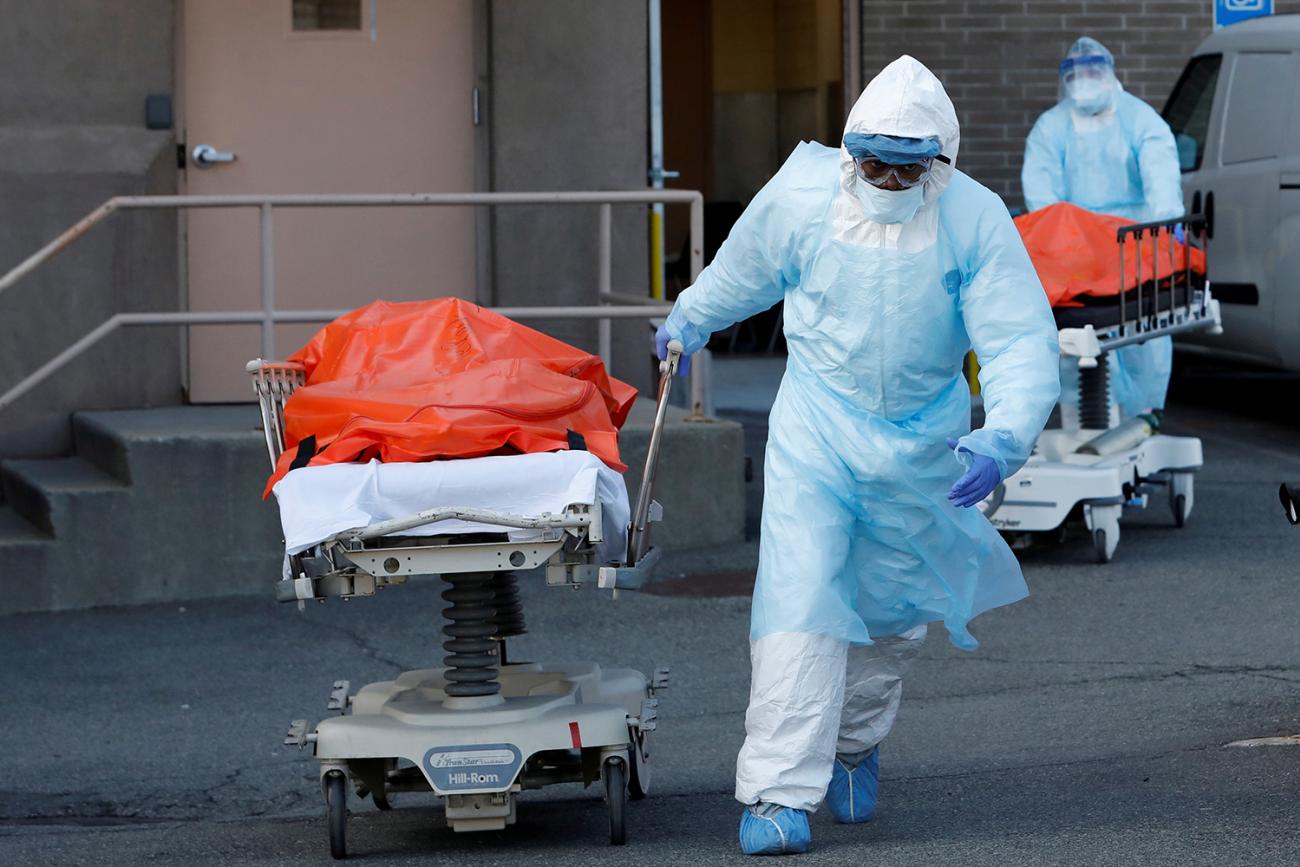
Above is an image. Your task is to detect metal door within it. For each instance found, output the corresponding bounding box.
[181,0,476,400]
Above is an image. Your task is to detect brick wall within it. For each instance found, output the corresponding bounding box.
[858,2,1300,207]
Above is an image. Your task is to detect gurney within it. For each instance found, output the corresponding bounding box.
[983,212,1222,562]
[248,338,685,859]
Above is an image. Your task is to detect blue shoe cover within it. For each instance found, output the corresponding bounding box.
[826,748,879,824]
[739,803,811,856]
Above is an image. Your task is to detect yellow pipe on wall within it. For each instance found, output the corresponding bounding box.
[649,206,666,300]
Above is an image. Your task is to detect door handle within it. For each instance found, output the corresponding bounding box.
[191,144,237,168]
[1204,190,1214,239]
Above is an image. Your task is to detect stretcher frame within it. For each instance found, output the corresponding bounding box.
[246,342,684,857]
[986,215,1221,562]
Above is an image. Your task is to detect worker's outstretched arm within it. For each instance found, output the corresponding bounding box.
[664,149,820,353]
[1021,115,1067,212]
[957,198,1061,481]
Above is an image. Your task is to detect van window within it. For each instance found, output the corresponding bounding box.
[1220,52,1297,165]
[1163,54,1221,172]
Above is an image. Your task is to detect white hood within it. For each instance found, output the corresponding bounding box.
[833,56,961,249]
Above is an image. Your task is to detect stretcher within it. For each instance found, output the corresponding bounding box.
[247,340,684,859]
[983,214,1221,562]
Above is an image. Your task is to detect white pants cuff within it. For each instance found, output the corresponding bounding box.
[734,626,926,812]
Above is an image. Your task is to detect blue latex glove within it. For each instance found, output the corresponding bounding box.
[946,438,1001,508]
[1173,223,1187,245]
[654,323,691,377]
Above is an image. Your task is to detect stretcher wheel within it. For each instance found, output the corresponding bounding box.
[1093,528,1112,564]
[1172,493,1187,529]
[628,728,651,800]
[372,757,396,810]
[325,770,347,860]
[603,756,627,845]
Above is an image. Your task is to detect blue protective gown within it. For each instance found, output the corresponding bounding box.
[1023,89,1184,417]
[666,143,1060,650]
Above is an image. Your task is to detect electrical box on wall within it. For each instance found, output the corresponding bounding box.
[145,94,173,130]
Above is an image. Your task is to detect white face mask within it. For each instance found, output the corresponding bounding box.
[854,181,926,224]
[1068,79,1113,115]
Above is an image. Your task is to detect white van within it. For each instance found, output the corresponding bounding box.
[1163,14,1300,369]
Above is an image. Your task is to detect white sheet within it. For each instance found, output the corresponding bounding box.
[273,451,630,564]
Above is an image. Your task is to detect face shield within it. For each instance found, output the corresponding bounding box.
[1059,39,1119,115]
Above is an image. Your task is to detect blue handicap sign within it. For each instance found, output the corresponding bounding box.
[1215,0,1273,29]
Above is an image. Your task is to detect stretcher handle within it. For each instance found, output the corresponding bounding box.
[628,339,682,564]
[246,359,308,472]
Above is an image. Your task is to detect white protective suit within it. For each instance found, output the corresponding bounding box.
[664,57,1060,811]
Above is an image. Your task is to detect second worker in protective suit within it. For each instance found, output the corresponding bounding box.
[1022,36,1184,423]
[657,56,1060,855]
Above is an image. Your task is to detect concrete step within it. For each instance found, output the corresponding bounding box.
[0,503,50,545]
[0,502,53,613]
[0,456,126,535]
[0,406,283,616]
[620,398,746,551]
[73,405,269,483]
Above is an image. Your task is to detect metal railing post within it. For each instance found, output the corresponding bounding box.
[259,203,276,360]
[598,203,612,369]
[687,194,703,282]
[687,192,708,417]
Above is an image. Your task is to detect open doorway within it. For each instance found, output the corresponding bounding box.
[661,0,844,353]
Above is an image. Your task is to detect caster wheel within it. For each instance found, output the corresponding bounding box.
[1172,493,1187,529]
[373,758,396,810]
[628,727,651,801]
[1093,528,1112,564]
[603,756,627,846]
[325,771,347,860]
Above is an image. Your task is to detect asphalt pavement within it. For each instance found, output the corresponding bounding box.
[2,356,1298,866]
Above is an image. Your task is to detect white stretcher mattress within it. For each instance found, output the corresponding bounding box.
[273,451,630,564]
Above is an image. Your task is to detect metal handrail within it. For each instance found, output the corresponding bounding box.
[0,190,708,414]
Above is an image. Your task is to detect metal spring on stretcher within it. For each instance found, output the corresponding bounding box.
[491,571,527,666]
[1078,354,1111,430]
[490,571,527,639]
[440,572,501,697]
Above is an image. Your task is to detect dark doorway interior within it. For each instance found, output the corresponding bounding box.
[662,0,844,354]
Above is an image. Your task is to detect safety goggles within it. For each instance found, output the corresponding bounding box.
[855,154,941,189]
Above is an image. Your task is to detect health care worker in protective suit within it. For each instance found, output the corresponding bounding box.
[656,56,1059,855]
[1022,37,1184,422]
